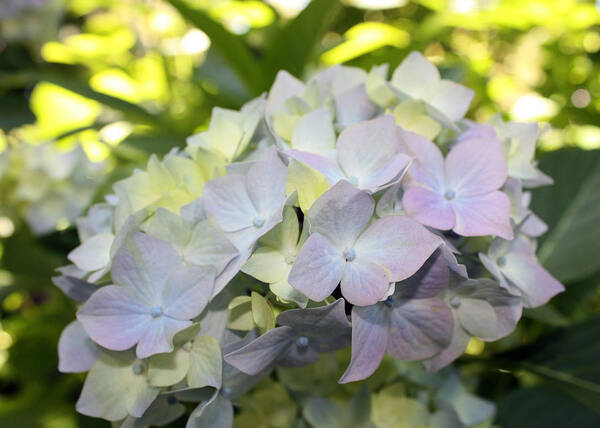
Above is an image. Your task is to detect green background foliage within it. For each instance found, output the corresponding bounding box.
[0,0,599,426]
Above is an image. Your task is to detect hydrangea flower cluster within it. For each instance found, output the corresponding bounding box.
[55,51,563,427]
[0,141,106,235]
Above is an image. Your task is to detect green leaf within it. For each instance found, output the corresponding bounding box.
[263,0,342,80]
[500,317,600,413]
[532,149,600,283]
[166,0,267,95]
[497,386,600,428]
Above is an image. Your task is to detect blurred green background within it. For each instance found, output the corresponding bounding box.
[0,0,599,426]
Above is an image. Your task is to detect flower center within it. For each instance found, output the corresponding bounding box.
[348,176,359,186]
[150,306,163,318]
[221,386,232,397]
[253,216,265,228]
[496,256,507,267]
[384,296,394,307]
[444,189,456,201]
[167,396,178,405]
[296,336,309,348]
[285,254,296,265]
[450,296,461,308]
[132,361,145,375]
[343,247,356,262]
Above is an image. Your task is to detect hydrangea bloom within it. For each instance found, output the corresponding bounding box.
[402,126,513,239]
[53,52,564,427]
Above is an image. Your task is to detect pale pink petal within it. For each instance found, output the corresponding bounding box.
[203,174,256,232]
[288,233,345,302]
[445,134,507,196]
[452,191,513,239]
[340,258,390,306]
[355,216,443,282]
[77,285,151,351]
[399,129,445,190]
[403,185,456,230]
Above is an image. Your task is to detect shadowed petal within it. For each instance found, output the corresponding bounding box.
[288,233,345,302]
[339,305,389,383]
[277,299,351,349]
[355,216,442,282]
[335,84,377,127]
[188,336,222,389]
[456,298,499,339]
[224,326,296,375]
[395,250,449,299]
[403,186,456,230]
[387,298,453,360]
[423,317,470,372]
[186,391,233,428]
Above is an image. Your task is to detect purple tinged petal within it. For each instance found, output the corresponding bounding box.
[341,258,390,306]
[423,317,470,372]
[213,250,251,298]
[339,305,389,384]
[285,149,344,185]
[111,232,182,306]
[202,174,256,232]
[278,343,320,367]
[52,273,96,302]
[77,285,152,352]
[288,233,345,302]
[400,129,445,190]
[387,298,453,360]
[355,216,443,282]
[452,191,513,239]
[163,266,215,320]
[502,251,564,308]
[224,326,296,375]
[136,317,192,359]
[444,132,507,196]
[277,299,350,340]
[58,321,101,373]
[307,181,374,249]
[395,249,449,299]
[403,186,456,230]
